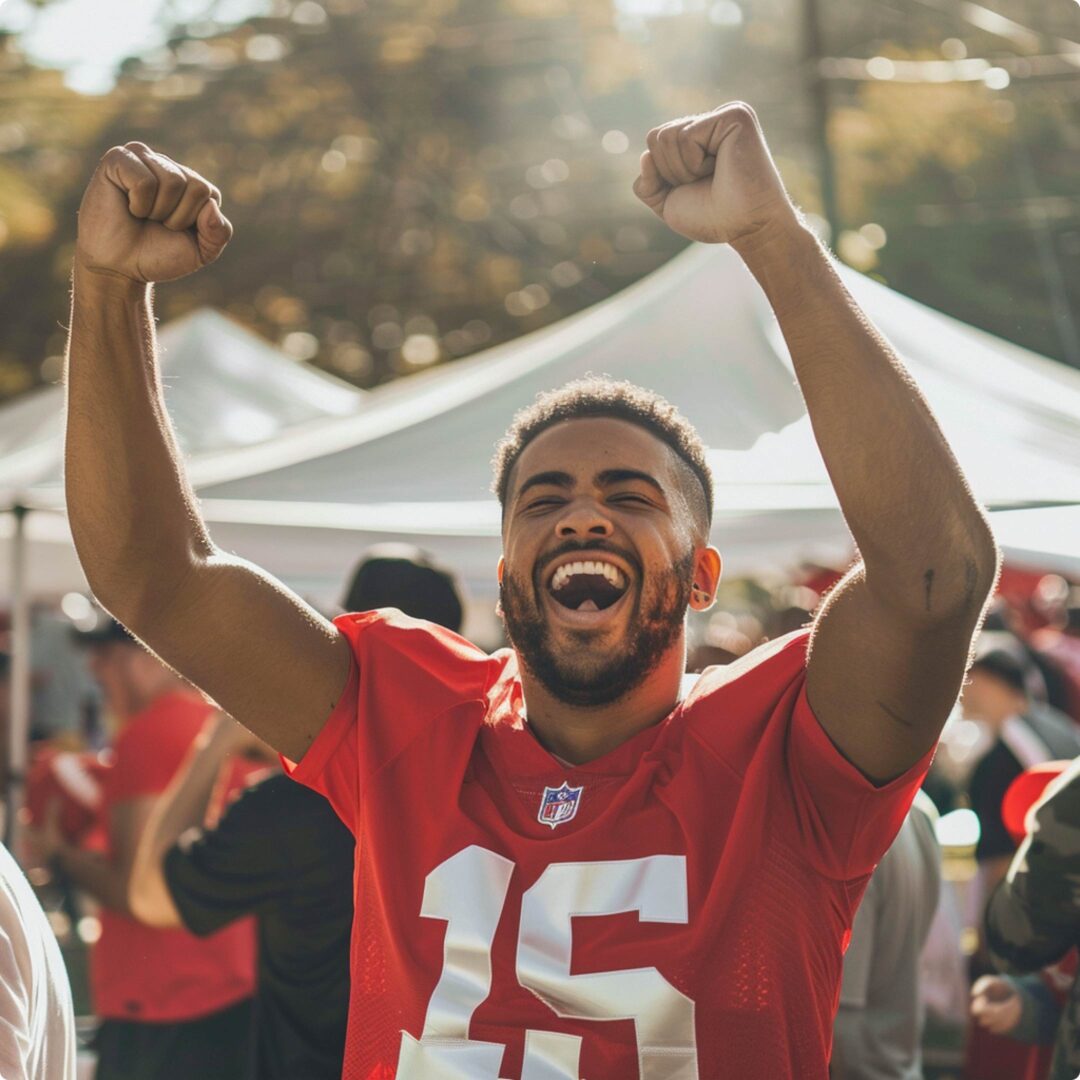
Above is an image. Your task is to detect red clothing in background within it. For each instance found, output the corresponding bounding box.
[92,691,256,1022]
[287,610,931,1080]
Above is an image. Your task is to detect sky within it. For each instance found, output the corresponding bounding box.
[0,0,270,93]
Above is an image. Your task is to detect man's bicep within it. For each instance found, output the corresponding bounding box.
[127,551,353,762]
[807,571,982,784]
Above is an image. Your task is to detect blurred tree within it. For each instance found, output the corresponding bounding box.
[0,0,1077,404]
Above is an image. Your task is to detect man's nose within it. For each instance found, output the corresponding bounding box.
[555,500,613,539]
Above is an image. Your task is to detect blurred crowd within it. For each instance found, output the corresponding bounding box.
[1,554,1079,1079]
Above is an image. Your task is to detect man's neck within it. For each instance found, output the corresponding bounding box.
[519,651,686,765]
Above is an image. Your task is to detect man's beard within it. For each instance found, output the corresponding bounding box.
[500,546,695,708]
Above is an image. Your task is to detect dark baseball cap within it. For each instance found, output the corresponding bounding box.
[342,544,464,633]
[970,648,1028,696]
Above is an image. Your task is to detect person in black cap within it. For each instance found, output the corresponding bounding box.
[962,636,1080,925]
[128,548,465,1080]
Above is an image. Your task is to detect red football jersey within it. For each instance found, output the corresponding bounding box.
[288,610,931,1079]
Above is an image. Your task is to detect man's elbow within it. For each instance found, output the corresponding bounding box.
[872,521,1000,626]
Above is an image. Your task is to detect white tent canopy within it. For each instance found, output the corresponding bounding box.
[4,244,1080,607]
[189,243,1080,606]
[0,307,365,501]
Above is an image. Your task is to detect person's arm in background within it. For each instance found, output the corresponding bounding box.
[27,798,152,915]
[634,104,998,784]
[986,757,1080,973]
[65,144,351,762]
[971,973,1063,1045]
[129,715,265,928]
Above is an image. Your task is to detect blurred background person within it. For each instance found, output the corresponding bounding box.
[957,642,1079,1080]
[832,790,942,1080]
[1030,590,1080,726]
[962,643,1080,914]
[127,547,465,1080]
[25,615,256,1080]
[983,756,1080,1080]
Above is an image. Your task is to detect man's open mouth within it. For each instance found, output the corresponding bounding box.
[547,559,630,612]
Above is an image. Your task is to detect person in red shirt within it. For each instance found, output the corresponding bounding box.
[28,617,256,1079]
[63,103,999,1078]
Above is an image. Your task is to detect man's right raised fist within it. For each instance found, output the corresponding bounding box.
[75,143,232,284]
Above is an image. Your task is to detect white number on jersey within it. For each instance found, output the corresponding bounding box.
[396,845,699,1080]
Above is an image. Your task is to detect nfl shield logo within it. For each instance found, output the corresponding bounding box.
[538,781,584,829]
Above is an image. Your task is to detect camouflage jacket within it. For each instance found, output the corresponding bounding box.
[986,756,1080,1080]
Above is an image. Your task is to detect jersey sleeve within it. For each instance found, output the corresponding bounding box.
[283,609,494,833]
[162,780,286,936]
[787,673,934,879]
[691,631,934,882]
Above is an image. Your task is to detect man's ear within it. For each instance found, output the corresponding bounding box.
[689,547,722,612]
[495,557,505,618]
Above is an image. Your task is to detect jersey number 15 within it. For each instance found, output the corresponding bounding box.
[396,845,699,1079]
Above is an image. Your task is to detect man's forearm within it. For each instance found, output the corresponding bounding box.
[65,264,214,621]
[734,222,997,616]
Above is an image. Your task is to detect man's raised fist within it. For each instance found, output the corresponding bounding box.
[633,102,800,248]
[75,143,232,284]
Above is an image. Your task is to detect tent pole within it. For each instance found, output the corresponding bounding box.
[5,505,31,851]
[802,0,840,248]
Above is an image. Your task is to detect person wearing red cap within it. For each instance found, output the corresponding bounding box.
[970,761,1074,1080]
[983,757,1080,1080]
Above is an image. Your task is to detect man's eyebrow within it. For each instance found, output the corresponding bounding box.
[516,470,574,498]
[597,468,665,495]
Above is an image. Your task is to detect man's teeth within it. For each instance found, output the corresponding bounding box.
[550,560,627,592]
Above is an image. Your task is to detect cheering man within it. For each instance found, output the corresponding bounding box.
[65,103,998,1078]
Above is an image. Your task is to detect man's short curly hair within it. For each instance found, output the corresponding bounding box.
[492,377,714,531]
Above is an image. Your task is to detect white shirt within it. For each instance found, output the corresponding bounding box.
[0,843,76,1080]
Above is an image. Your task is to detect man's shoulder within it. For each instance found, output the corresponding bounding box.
[337,609,496,681]
[684,630,811,709]
[335,607,512,714]
[677,631,812,770]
